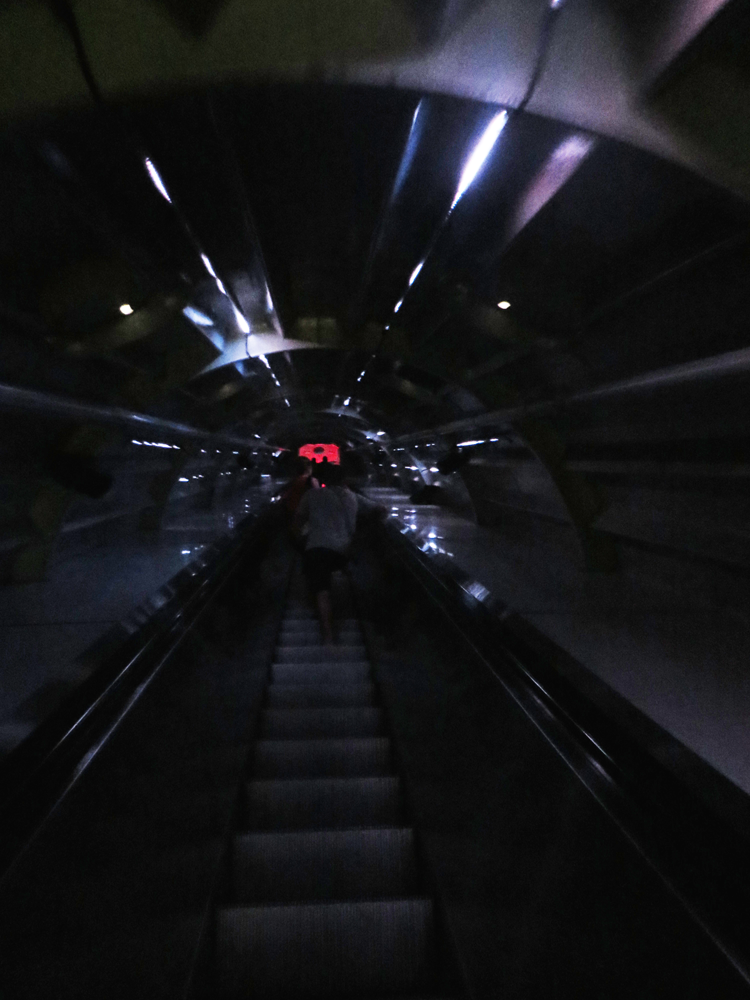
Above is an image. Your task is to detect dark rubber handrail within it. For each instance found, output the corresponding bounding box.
[0,505,277,880]
[380,517,750,988]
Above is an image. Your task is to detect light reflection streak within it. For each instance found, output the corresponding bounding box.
[505,133,594,244]
[144,158,172,203]
[451,110,508,210]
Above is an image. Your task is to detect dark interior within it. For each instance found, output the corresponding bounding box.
[1,0,750,996]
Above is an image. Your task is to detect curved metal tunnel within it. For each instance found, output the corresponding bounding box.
[0,0,750,995]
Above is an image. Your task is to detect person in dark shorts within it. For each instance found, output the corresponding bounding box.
[294,463,383,643]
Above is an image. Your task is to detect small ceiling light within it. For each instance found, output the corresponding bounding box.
[119,303,134,315]
[498,300,511,310]
[394,298,404,313]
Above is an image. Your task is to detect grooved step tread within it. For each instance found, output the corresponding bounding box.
[232,827,418,902]
[253,738,392,778]
[259,707,382,739]
[211,603,443,997]
[266,683,376,708]
[245,776,401,829]
[278,627,361,639]
[277,636,363,649]
[280,620,360,628]
[272,662,371,684]
[275,646,367,663]
[281,616,359,626]
[217,898,435,998]
[280,619,360,629]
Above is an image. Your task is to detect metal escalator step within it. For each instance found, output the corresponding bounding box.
[280,621,360,632]
[278,627,362,639]
[267,683,376,708]
[271,662,370,684]
[259,707,382,739]
[231,827,418,902]
[253,738,392,778]
[245,776,401,829]
[277,630,362,647]
[275,645,367,663]
[281,614,359,624]
[281,617,360,628]
[216,898,435,998]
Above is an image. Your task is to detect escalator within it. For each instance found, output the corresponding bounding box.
[214,573,453,998]
[2,512,750,999]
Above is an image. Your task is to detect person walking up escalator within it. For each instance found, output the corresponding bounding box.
[281,456,319,521]
[293,462,383,643]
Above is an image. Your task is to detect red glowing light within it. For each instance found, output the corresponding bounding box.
[299,443,340,465]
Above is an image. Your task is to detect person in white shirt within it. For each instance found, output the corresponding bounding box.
[294,463,383,643]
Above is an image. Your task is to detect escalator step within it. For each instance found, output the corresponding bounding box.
[280,611,349,620]
[266,683,376,707]
[216,898,435,998]
[231,827,418,902]
[275,645,367,663]
[245,776,401,829]
[279,622,361,633]
[281,617,360,628]
[271,662,370,684]
[277,630,362,646]
[253,738,392,778]
[259,707,382,738]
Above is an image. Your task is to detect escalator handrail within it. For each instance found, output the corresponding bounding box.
[0,504,277,880]
[379,516,750,986]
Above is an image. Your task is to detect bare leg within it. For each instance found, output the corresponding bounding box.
[317,589,334,644]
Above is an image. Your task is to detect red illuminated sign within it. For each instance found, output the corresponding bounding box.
[299,443,340,465]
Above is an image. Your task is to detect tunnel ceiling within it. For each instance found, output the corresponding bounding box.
[1,0,749,450]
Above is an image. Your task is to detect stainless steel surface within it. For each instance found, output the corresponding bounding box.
[0,381,268,449]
